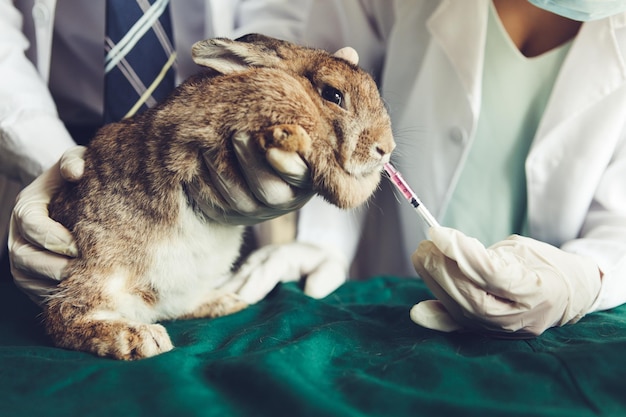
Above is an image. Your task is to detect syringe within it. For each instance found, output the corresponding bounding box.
[383,162,440,228]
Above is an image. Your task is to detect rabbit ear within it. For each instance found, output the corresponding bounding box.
[333,47,359,65]
[191,36,283,74]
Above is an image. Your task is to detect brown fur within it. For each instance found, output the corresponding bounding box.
[44,34,395,360]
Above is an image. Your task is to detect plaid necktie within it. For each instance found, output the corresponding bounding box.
[104,0,176,124]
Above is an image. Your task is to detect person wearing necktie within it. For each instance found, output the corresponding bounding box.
[0,0,312,294]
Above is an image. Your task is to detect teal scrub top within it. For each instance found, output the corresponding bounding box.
[441,3,572,247]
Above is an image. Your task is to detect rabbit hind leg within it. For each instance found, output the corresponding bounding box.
[43,270,174,360]
[44,305,174,360]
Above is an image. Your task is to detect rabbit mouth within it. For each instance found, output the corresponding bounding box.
[344,155,390,177]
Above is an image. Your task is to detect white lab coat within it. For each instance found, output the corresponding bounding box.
[0,0,242,257]
[241,0,626,312]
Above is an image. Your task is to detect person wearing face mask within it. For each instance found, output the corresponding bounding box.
[8,0,626,338]
[231,0,626,337]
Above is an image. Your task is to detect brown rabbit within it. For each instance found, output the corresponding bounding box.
[44,34,395,360]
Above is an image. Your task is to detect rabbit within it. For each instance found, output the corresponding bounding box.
[44,33,395,360]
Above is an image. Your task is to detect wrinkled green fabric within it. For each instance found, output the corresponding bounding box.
[1,275,625,417]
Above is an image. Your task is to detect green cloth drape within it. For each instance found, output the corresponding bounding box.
[2,276,625,417]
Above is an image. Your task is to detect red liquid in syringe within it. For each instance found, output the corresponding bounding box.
[383,163,439,228]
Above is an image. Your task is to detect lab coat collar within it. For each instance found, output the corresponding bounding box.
[426,0,489,118]
[426,2,626,146]
[534,15,626,143]
[527,15,626,244]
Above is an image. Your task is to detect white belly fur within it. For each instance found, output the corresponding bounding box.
[106,193,245,323]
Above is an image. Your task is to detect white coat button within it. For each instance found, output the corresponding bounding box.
[449,127,468,144]
[32,3,50,26]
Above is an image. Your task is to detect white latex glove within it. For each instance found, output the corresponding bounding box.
[9,146,86,304]
[222,242,349,304]
[188,132,314,225]
[410,227,602,337]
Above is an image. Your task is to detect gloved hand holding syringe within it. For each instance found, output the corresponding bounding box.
[383,163,440,229]
[386,162,602,337]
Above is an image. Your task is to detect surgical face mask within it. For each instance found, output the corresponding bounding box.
[528,0,626,21]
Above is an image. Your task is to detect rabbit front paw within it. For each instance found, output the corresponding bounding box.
[258,124,312,154]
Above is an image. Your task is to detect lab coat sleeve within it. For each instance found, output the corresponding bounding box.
[0,0,75,185]
[562,131,626,312]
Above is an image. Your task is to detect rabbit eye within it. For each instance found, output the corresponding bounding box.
[321,86,343,107]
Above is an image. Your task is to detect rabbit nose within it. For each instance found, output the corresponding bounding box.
[374,144,393,164]
[375,139,395,157]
